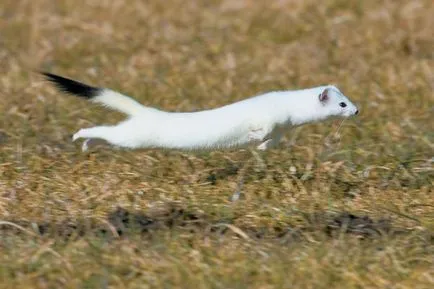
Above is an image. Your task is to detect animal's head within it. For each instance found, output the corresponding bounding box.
[318,86,358,118]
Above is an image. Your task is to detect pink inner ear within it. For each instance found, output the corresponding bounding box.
[319,89,329,102]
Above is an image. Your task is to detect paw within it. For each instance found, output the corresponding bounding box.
[81,139,90,152]
[80,138,106,152]
[72,129,83,142]
[257,139,273,151]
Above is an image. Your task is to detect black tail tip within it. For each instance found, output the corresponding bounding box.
[42,72,101,99]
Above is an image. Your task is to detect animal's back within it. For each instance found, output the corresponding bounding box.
[137,93,280,149]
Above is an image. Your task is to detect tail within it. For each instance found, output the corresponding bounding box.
[42,72,147,116]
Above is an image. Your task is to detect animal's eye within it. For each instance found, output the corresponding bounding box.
[339,102,347,108]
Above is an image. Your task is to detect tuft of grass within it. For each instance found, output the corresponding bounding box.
[0,0,433,288]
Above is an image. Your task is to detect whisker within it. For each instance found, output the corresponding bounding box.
[324,119,345,147]
[334,119,345,137]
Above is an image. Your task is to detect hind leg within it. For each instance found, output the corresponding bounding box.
[72,126,111,142]
[81,138,108,152]
[72,126,114,151]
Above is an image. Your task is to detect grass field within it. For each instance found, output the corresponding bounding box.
[0,0,433,288]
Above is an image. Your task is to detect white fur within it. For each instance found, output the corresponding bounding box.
[91,90,151,116]
[73,85,358,151]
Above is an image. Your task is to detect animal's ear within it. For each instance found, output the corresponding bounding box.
[319,88,329,103]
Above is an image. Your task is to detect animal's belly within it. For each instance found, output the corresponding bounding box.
[154,120,252,150]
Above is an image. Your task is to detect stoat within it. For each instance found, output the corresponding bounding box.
[43,72,358,152]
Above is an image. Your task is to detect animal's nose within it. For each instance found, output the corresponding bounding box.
[355,109,359,115]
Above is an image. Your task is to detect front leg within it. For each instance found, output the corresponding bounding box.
[249,127,273,150]
[257,139,273,151]
[248,127,269,142]
[256,130,283,151]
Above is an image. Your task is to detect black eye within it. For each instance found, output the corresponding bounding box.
[339,102,347,108]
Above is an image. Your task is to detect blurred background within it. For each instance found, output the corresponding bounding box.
[0,0,433,288]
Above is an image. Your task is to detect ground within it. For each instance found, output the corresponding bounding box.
[0,0,433,288]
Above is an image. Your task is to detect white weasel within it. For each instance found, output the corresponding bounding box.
[43,73,358,152]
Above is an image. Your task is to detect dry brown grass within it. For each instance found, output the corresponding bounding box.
[0,0,433,288]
